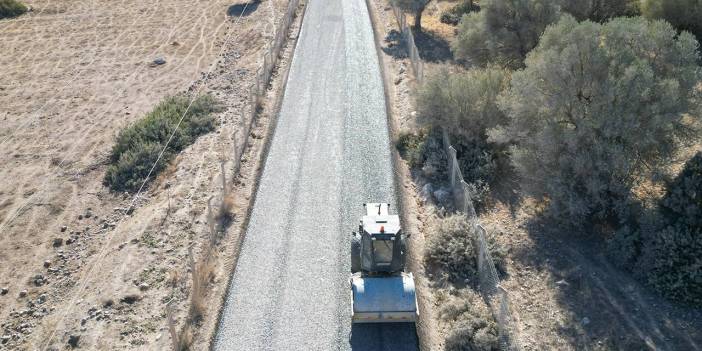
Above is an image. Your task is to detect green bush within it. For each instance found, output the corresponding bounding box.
[441,290,500,351]
[452,138,497,208]
[0,0,28,19]
[440,1,479,26]
[608,153,702,305]
[418,67,510,143]
[396,129,448,182]
[397,130,428,169]
[606,225,642,271]
[425,215,506,285]
[105,94,220,192]
[561,0,640,22]
[640,152,702,305]
[641,0,702,42]
[452,0,561,69]
[660,152,702,229]
[417,67,510,203]
[426,215,478,285]
[639,223,702,305]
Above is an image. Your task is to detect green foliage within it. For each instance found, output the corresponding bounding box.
[492,16,702,228]
[606,225,642,271]
[440,290,500,351]
[397,130,428,169]
[641,0,702,41]
[639,223,702,305]
[105,94,220,192]
[426,215,478,285]
[418,67,510,142]
[642,152,702,304]
[425,215,506,285]
[393,0,431,11]
[440,1,479,25]
[452,0,561,69]
[607,153,702,305]
[660,152,702,228]
[0,0,28,19]
[560,0,640,22]
[397,129,448,181]
[452,137,497,207]
[418,67,510,204]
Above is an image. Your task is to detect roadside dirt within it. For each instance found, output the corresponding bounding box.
[366,1,441,350]
[0,0,292,349]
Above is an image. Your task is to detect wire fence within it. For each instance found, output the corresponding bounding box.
[232,0,302,177]
[390,5,423,83]
[168,1,305,348]
[442,129,522,351]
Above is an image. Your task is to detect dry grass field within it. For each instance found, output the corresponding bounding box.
[0,0,291,349]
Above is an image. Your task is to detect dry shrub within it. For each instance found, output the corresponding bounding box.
[167,269,181,288]
[167,304,193,351]
[396,128,448,182]
[189,246,214,322]
[440,290,499,351]
[217,193,235,224]
[426,215,478,286]
[425,215,506,286]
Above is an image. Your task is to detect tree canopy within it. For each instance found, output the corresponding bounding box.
[641,0,702,41]
[491,15,702,227]
[560,0,639,22]
[452,0,561,69]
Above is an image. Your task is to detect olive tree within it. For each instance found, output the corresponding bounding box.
[491,16,702,227]
[393,0,432,32]
[452,0,561,69]
[561,0,639,22]
[418,67,510,142]
[418,67,511,203]
[641,0,702,41]
[640,152,702,304]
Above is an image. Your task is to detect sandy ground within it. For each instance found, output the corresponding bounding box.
[0,0,292,349]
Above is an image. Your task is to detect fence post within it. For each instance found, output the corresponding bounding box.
[220,161,227,213]
[207,196,215,245]
[166,302,178,351]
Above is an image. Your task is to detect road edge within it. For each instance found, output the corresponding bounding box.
[363,1,438,350]
[206,1,309,349]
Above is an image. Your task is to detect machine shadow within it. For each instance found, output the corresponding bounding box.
[350,323,419,351]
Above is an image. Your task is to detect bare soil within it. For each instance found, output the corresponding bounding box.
[0,0,293,349]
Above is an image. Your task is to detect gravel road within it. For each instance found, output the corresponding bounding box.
[213,0,418,349]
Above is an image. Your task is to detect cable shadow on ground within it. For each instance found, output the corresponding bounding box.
[350,323,419,351]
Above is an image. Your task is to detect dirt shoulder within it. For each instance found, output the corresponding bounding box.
[365,1,441,350]
[0,0,293,349]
